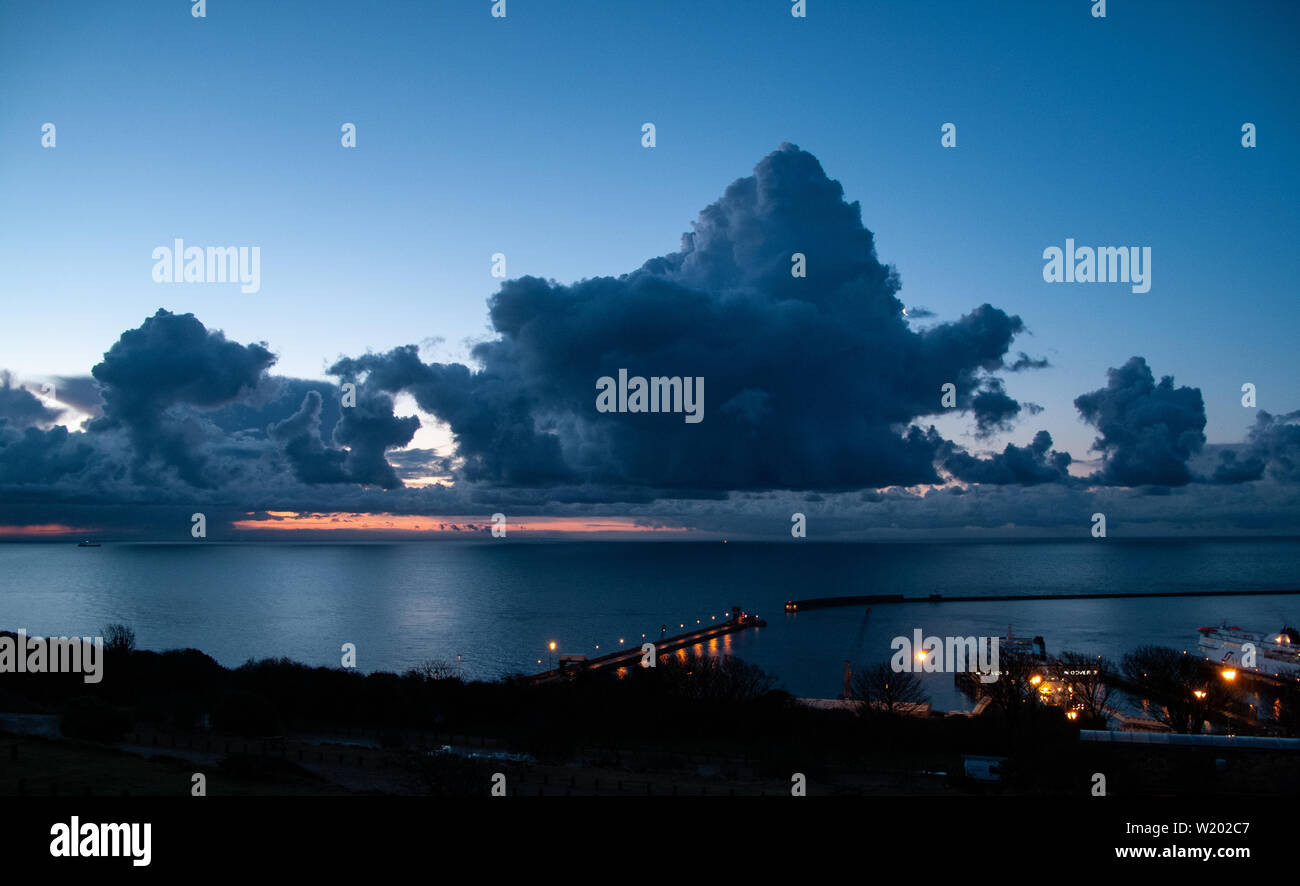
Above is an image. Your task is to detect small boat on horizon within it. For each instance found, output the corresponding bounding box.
[76,540,101,547]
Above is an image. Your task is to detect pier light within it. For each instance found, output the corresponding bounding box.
[1221,668,1238,681]
[619,638,624,644]
[1066,711,1078,721]
[1030,675,1042,686]
[549,642,556,651]
[1193,690,1207,700]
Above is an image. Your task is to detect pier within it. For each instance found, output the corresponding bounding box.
[784,588,1300,612]
[528,607,766,684]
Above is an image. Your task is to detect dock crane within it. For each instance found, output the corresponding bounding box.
[840,605,872,699]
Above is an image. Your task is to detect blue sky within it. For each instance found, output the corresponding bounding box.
[0,0,1297,538]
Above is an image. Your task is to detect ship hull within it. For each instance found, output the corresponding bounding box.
[1198,626,1300,679]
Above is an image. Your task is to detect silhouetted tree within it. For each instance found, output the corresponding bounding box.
[984,648,1045,723]
[850,661,930,716]
[1058,650,1116,725]
[1121,645,1233,734]
[103,623,136,653]
[655,654,779,705]
[407,659,461,682]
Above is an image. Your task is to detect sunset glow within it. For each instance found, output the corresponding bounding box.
[0,524,89,537]
[231,512,693,535]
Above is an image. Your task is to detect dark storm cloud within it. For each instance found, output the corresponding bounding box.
[0,422,93,484]
[969,378,1035,437]
[1074,357,1206,487]
[0,372,63,427]
[329,350,573,487]
[1210,449,1265,484]
[50,376,104,420]
[1248,410,1300,482]
[328,143,1033,494]
[1212,409,1300,484]
[89,310,276,486]
[941,430,1073,486]
[267,391,348,484]
[207,376,342,439]
[330,387,419,489]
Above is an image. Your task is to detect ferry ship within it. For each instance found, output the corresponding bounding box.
[1197,623,1300,680]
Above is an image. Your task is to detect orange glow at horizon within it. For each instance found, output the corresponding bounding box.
[0,524,90,537]
[231,511,693,535]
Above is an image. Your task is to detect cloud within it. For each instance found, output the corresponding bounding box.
[327,143,1034,494]
[50,376,104,421]
[1210,449,1265,484]
[1007,352,1051,372]
[330,387,419,489]
[385,448,453,480]
[2,147,1298,539]
[0,422,93,485]
[941,430,1073,486]
[268,391,348,485]
[0,372,63,427]
[1213,409,1300,484]
[970,377,1031,437]
[89,309,277,486]
[1074,356,1206,486]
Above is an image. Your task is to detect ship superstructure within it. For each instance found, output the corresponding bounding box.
[1197,623,1300,680]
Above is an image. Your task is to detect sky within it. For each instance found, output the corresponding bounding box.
[0,0,1298,540]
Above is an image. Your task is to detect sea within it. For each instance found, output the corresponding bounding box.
[2,538,1297,711]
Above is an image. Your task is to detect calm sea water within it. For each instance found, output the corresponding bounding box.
[2,539,1297,710]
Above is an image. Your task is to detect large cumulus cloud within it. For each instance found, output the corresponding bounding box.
[329,143,1034,494]
[1074,357,1206,487]
[89,309,277,486]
